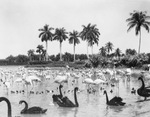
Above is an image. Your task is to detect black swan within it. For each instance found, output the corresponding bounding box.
[103,90,125,106]
[19,100,47,114]
[56,87,79,107]
[52,84,63,102]
[0,97,12,117]
[137,76,150,100]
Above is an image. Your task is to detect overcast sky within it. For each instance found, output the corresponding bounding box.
[0,0,150,59]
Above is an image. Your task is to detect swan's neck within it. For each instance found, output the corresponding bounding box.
[105,92,109,104]
[59,86,62,97]
[6,99,12,117]
[1,97,12,117]
[22,101,28,113]
[140,78,145,88]
[74,88,79,107]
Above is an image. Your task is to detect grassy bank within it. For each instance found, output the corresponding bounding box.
[25,61,85,69]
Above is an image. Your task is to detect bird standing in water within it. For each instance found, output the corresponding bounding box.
[137,75,150,100]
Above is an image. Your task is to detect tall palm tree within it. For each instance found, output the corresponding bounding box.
[126,11,150,54]
[105,42,113,56]
[42,49,46,61]
[69,30,80,62]
[36,45,44,61]
[80,23,100,58]
[39,24,54,61]
[88,25,100,56]
[53,27,68,61]
[27,49,34,61]
[99,46,107,57]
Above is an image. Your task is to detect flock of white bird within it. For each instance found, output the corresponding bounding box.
[0,66,132,95]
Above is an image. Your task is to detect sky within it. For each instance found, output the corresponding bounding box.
[0,0,150,59]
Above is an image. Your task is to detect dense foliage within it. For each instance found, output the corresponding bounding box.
[1,11,150,68]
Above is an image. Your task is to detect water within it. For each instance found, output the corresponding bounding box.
[0,66,150,117]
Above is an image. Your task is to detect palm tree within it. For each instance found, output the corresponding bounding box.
[42,49,46,61]
[105,42,113,56]
[99,46,107,57]
[36,45,44,61]
[126,11,150,54]
[114,48,121,60]
[69,30,80,62]
[87,25,100,56]
[27,49,34,61]
[39,24,54,61]
[80,23,100,58]
[53,27,68,61]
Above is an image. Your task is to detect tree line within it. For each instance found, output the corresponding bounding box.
[37,10,150,62]
[2,41,150,70]
[1,10,150,69]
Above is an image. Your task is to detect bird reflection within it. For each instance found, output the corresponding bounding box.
[58,108,78,117]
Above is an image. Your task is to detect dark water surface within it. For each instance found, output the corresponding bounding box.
[0,66,150,117]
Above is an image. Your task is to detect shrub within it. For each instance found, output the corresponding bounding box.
[29,61,52,65]
[74,60,85,65]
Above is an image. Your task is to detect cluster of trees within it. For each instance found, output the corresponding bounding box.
[37,10,150,62]
[1,10,150,69]
[4,43,150,69]
[97,42,150,68]
[38,23,100,62]
[4,53,88,65]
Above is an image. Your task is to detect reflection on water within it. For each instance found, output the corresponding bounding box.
[0,66,150,117]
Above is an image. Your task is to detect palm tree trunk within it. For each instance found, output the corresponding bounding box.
[87,41,89,59]
[74,44,75,62]
[39,53,41,61]
[91,44,93,57]
[29,54,32,62]
[60,42,62,61]
[46,41,48,61]
[138,29,141,54]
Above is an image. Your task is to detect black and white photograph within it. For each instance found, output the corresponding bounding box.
[1,0,150,117]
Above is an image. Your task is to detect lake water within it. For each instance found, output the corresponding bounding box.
[0,66,150,117]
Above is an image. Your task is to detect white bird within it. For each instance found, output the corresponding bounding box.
[45,75,52,79]
[71,73,80,79]
[54,73,70,84]
[3,81,11,89]
[83,78,94,84]
[116,69,125,75]
[126,68,132,75]
[14,78,23,83]
[22,74,41,86]
[27,75,41,82]
[93,79,105,85]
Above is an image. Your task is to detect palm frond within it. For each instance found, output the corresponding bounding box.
[39,32,45,38]
[142,24,149,32]
[144,21,150,25]
[127,23,136,32]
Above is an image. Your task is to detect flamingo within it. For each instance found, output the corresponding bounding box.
[125,68,132,81]
[93,79,105,85]
[83,78,94,84]
[54,73,70,84]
